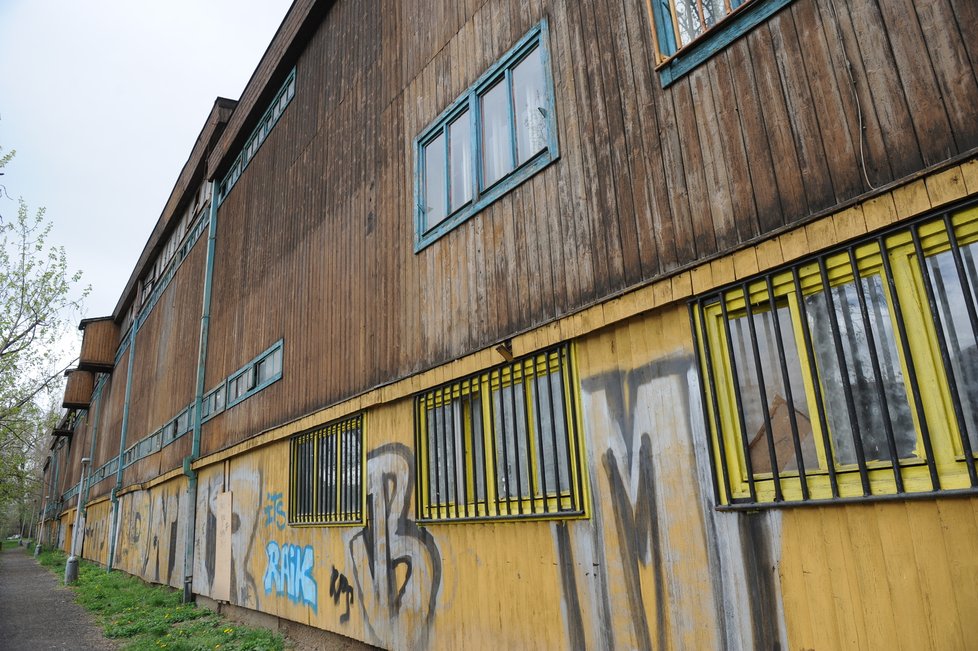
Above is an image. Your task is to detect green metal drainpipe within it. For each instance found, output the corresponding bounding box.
[183,182,219,603]
[108,324,137,571]
[78,381,103,558]
[83,381,103,511]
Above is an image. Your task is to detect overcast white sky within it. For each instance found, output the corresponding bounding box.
[0,0,294,319]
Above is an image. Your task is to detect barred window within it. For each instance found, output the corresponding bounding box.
[289,414,363,526]
[415,345,586,522]
[692,202,978,507]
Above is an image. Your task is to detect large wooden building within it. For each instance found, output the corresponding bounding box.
[41,0,978,648]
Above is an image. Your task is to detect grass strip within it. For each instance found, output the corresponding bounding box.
[35,548,283,651]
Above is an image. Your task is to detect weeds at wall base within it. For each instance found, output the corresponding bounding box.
[36,549,284,651]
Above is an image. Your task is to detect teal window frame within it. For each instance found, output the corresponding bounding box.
[225,339,284,409]
[202,382,227,422]
[413,20,559,252]
[653,0,795,87]
[217,69,296,205]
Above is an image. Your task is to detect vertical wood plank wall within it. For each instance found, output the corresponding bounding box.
[124,239,207,485]
[202,0,978,455]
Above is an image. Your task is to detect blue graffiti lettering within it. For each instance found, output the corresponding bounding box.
[262,541,317,612]
[263,492,287,530]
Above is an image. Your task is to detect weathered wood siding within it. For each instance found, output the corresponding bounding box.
[63,370,94,409]
[78,318,120,372]
[88,351,129,497]
[123,237,208,483]
[60,412,92,491]
[202,0,978,454]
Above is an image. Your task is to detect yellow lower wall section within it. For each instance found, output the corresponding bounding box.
[82,499,113,567]
[71,297,978,650]
[781,498,978,651]
[113,479,190,589]
[184,306,787,650]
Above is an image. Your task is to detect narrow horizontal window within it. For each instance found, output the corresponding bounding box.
[218,68,296,205]
[414,21,558,251]
[692,201,978,507]
[289,414,364,526]
[415,344,586,522]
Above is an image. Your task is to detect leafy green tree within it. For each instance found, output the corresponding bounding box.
[0,145,88,533]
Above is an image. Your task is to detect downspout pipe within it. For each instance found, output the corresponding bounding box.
[183,182,219,604]
[83,383,103,512]
[78,384,103,560]
[108,324,137,572]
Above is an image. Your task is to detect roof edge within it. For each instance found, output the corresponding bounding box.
[206,0,334,181]
[111,97,237,322]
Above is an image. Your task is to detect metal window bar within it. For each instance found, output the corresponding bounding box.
[742,284,784,501]
[815,255,873,496]
[416,345,586,523]
[459,383,471,519]
[875,236,940,490]
[911,224,978,486]
[790,267,840,499]
[289,414,363,525]
[692,197,978,507]
[509,363,526,515]
[560,345,585,515]
[939,213,978,475]
[764,277,810,499]
[718,293,759,502]
[414,392,426,520]
[533,363,551,514]
[846,246,904,492]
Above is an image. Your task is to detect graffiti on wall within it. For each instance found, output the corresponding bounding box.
[349,443,442,650]
[263,541,318,612]
[263,492,287,530]
[115,486,184,588]
[330,565,355,624]
[82,506,109,565]
[571,354,785,651]
[582,360,685,651]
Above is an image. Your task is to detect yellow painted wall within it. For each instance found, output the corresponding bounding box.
[81,499,112,567]
[780,498,978,651]
[191,406,571,651]
[187,303,787,650]
[59,510,73,553]
[113,477,189,588]
[88,299,978,651]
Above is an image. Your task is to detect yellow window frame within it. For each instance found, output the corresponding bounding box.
[415,345,589,523]
[288,413,365,526]
[697,204,978,505]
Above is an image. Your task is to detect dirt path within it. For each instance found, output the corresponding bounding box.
[0,545,118,650]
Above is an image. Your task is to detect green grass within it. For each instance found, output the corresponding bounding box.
[0,538,32,550]
[35,549,284,651]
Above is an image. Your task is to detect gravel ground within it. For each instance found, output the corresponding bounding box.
[0,545,119,651]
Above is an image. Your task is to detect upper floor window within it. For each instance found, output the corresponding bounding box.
[650,0,794,86]
[692,202,978,507]
[414,21,558,251]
